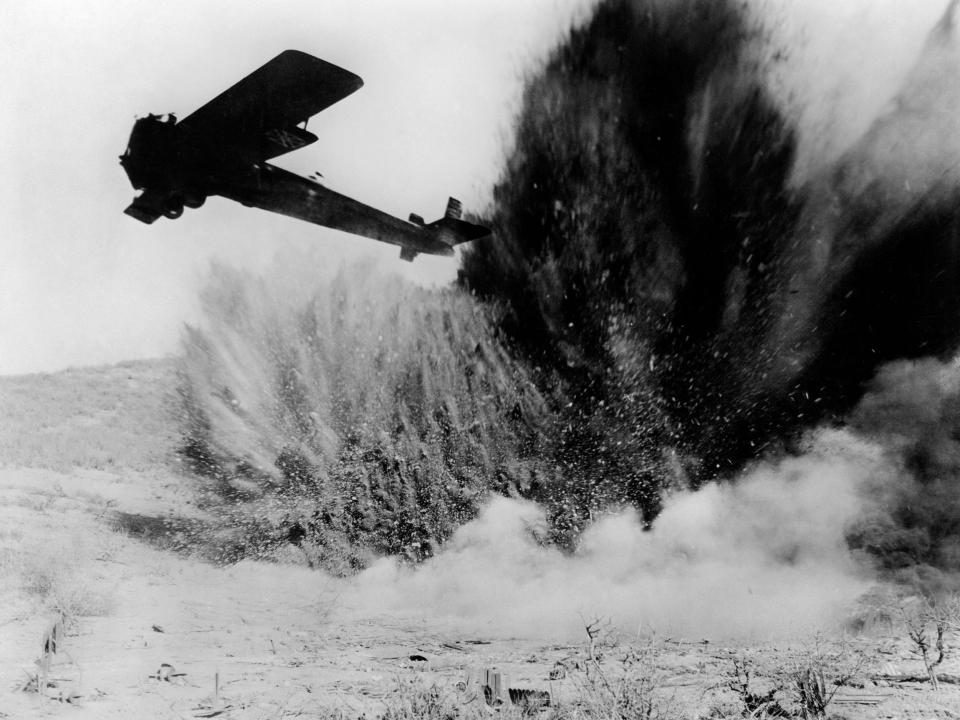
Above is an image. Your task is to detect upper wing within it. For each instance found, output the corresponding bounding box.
[178,50,363,159]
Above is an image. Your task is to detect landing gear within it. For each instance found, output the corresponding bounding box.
[184,193,206,209]
[161,192,206,218]
[162,194,184,219]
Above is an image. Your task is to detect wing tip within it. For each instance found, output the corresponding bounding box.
[279,49,364,91]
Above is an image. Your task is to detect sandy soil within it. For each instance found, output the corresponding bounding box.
[2,361,960,719]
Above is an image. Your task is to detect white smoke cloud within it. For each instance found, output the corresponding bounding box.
[756,0,956,186]
[336,429,883,641]
[852,356,960,439]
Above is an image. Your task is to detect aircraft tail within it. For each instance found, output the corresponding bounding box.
[399,198,489,260]
[428,197,490,246]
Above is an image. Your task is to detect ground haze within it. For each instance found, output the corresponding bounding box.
[2,359,960,719]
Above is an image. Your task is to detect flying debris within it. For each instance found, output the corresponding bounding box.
[120,50,490,261]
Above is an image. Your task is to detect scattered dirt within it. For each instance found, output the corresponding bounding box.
[2,360,960,718]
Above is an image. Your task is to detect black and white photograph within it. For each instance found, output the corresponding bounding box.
[3,0,960,717]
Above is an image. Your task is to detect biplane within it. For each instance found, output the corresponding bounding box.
[120,50,490,261]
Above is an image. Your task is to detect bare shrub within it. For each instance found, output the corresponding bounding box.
[383,677,463,720]
[901,594,960,689]
[11,534,116,617]
[553,619,680,720]
[785,638,864,720]
[724,654,788,718]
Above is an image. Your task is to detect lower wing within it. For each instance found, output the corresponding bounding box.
[215,164,452,255]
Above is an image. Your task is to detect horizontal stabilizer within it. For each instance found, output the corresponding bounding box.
[428,216,491,245]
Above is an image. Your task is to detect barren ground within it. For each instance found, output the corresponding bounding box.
[1,360,959,719]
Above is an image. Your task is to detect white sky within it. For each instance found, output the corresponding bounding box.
[1,0,950,376]
[0,0,595,375]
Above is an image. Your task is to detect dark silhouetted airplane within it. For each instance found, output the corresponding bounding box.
[120,50,490,261]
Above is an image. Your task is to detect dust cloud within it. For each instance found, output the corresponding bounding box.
[758,0,957,186]
[339,431,884,640]
[332,353,960,641]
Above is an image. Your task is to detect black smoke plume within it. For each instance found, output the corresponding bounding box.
[460,0,960,531]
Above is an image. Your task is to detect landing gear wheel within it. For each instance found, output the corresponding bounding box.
[184,193,206,209]
[162,195,184,219]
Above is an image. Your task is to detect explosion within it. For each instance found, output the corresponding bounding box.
[177,0,960,635]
